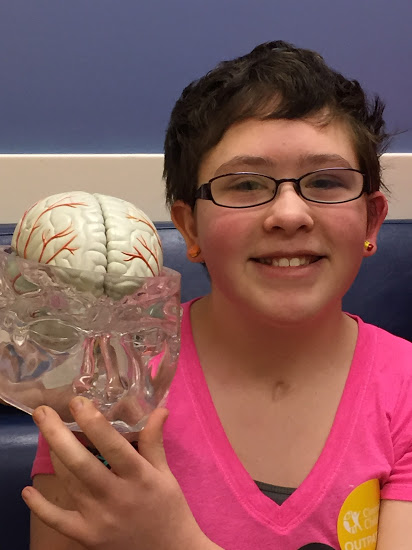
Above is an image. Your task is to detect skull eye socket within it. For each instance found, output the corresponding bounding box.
[27,318,84,354]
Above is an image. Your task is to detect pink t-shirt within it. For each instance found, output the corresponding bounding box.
[32,301,412,550]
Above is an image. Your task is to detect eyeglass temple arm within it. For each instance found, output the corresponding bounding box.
[193,183,213,202]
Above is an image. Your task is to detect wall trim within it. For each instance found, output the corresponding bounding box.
[0,153,411,222]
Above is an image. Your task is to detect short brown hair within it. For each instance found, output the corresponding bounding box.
[164,40,390,207]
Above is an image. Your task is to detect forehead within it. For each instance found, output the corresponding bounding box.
[199,117,359,181]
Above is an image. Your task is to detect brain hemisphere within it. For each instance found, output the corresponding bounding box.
[95,193,162,277]
[11,192,163,297]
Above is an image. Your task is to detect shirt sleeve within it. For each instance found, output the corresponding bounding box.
[380,355,412,501]
[381,447,412,500]
[31,433,54,477]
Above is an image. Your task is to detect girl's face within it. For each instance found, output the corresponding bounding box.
[172,117,387,326]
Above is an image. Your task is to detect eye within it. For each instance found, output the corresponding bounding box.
[303,174,348,190]
[305,176,343,189]
[233,180,262,191]
[225,176,271,192]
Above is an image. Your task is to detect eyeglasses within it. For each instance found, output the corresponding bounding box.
[194,168,368,208]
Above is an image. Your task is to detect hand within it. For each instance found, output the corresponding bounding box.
[22,397,213,550]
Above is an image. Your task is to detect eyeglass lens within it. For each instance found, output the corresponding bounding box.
[211,170,364,207]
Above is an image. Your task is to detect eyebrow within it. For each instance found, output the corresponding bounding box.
[298,153,353,169]
[214,153,353,175]
[215,156,276,174]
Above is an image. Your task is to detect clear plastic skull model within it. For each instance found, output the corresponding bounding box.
[0,192,181,431]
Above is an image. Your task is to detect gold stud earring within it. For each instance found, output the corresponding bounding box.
[187,245,201,259]
[364,241,374,252]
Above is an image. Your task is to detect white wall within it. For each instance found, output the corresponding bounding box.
[0,153,410,224]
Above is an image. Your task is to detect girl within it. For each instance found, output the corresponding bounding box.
[25,41,412,550]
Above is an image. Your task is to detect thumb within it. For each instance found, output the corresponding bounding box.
[137,407,169,470]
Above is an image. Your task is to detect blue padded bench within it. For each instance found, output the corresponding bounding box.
[0,219,412,549]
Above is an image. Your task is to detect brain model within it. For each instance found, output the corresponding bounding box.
[11,191,163,297]
[0,192,179,430]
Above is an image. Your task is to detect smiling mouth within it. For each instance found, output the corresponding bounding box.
[252,255,323,267]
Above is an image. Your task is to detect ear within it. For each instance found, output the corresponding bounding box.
[170,201,204,263]
[364,191,388,257]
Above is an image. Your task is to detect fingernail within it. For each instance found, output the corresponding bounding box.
[21,487,32,502]
[33,407,46,424]
[70,397,85,413]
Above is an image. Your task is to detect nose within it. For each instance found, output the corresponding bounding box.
[262,182,315,235]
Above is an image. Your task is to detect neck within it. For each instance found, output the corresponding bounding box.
[190,293,358,385]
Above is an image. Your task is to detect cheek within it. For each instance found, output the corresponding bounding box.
[327,205,368,245]
[328,212,368,276]
[196,210,253,264]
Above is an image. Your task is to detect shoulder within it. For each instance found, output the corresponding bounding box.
[177,299,200,360]
[358,319,412,430]
[357,317,412,375]
[165,299,201,401]
[353,318,412,416]
[348,320,412,478]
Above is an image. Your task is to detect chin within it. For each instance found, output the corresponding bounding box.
[245,294,336,329]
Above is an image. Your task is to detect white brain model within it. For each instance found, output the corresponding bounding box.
[11,192,163,298]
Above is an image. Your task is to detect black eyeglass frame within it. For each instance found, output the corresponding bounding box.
[193,168,369,208]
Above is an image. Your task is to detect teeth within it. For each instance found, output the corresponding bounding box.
[276,257,312,267]
[257,256,313,267]
[278,258,290,267]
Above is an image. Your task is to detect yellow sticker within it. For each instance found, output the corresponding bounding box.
[337,479,380,550]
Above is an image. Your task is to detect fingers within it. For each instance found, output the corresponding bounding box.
[34,397,170,484]
[21,486,87,543]
[66,397,148,477]
[50,450,95,501]
[136,407,169,471]
[70,397,171,476]
[32,403,114,491]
